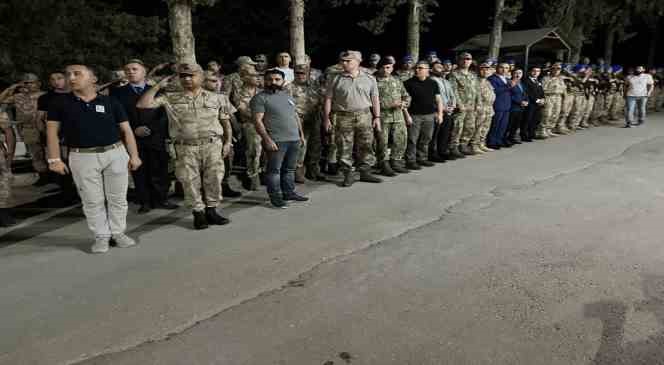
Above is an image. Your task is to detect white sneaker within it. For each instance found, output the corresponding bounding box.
[91,237,110,254]
[112,233,136,248]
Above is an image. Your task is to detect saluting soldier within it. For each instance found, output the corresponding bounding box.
[138,63,234,230]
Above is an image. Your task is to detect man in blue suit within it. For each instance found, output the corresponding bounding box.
[486,62,514,149]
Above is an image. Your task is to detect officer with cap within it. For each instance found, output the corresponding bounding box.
[397,55,415,81]
[221,56,258,99]
[254,54,269,73]
[367,53,381,74]
[138,63,234,230]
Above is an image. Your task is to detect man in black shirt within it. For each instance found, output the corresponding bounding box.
[46,63,142,254]
[403,61,444,169]
[522,66,546,142]
[110,59,177,213]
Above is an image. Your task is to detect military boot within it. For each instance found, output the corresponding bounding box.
[341,170,354,187]
[470,145,485,155]
[0,208,16,227]
[359,170,383,183]
[205,207,230,225]
[326,162,339,176]
[222,182,242,198]
[405,160,422,170]
[449,146,466,159]
[390,160,410,174]
[295,166,306,184]
[379,161,397,177]
[248,176,260,191]
[193,210,209,230]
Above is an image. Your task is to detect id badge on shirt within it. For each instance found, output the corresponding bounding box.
[96,105,106,113]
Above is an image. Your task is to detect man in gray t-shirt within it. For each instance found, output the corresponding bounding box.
[252,69,307,208]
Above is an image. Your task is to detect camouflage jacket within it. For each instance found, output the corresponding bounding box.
[448,69,480,109]
[477,78,496,113]
[287,81,322,117]
[542,75,566,96]
[232,85,261,123]
[376,75,410,124]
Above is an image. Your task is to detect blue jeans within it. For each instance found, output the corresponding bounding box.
[266,141,300,199]
[625,96,648,125]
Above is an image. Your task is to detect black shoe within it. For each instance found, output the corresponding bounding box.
[193,210,209,230]
[0,209,17,227]
[283,192,309,202]
[509,139,522,145]
[487,144,501,150]
[359,171,383,183]
[502,141,513,148]
[305,170,327,181]
[137,205,152,214]
[205,207,230,225]
[379,161,397,176]
[270,198,288,208]
[222,183,242,198]
[341,171,355,187]
[449,146,466,159]
[430,155,447,163]
[624,124,632,128]
[390,161,410,173]
[417,160,435,167]
[33,172,50,187]
[327,163,339,176]
[405,161,422,170]
[155,200,179,210]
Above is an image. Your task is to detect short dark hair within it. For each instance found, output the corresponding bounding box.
[265,68,285,79]
[64,63,97,77]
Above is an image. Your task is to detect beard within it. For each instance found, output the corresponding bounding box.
[267,84,283,92]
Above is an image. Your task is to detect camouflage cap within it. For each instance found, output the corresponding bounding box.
[458,52,473,60]
[254,54,267,62]
[203,71,219,81]
[294,64,309,72]
[441,59,452,65]
[177,63,203,75]
[369,53,381,62]
[479,60,492,68]
[125,58,145,66]
[235,56,258,66]
[402,55,414,63]
[21,73,39,82]
[550,62,563,69]
[340,50,362,62]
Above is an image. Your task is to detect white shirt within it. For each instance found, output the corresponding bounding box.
[626,73,654,97]
[276,67,295,83]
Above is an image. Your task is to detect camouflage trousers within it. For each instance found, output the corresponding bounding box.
[556,94,575,131]
[450,108,476,148]
[541,94,563,133]
[580,95,595,127]
[20,125,48,173]
[657,88,664,110]
[591,94,606,124]
[297,113,322,174]
[326,120,337,164]
[470,108,494,147]
[242,123,263,178]
[567,94,587,130]
[174,139,225,212]
[376,121,407,163]
[0,145,11,208]
[608,94,625,120]
[333,111,376,172]
[647,89,659,112]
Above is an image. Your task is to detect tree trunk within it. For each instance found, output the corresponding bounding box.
[647,16,661,68]
[569,24,584,64]
[488,0,505,60]
[289,0,306,65]
[168,0,196,64]
[603,28,615,65]
[406,0,420,61]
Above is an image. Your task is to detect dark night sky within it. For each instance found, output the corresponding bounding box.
[119,0,660,68]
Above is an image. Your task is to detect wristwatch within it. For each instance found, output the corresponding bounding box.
[47,158,61,164]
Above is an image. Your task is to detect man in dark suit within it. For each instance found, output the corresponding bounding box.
[522,65,546,142]
[110,59,178,213]
[486,62,513,149]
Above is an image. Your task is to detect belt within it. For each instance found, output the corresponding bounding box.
[70,142,123,153]
[545,93,563,96]
[333,108,371,116]
[173,136,221,146]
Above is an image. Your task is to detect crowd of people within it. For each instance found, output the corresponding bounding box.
[0,49,663,254]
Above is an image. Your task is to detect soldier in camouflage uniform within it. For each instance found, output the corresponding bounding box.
[0,73,49,186]
[0,109,16,227]
[374,57,411,175]
[565,65,588,132]
[554,65,575,136]
[580,68,599,128]
[289,64,325,182]
[221,56,258,100]
[323,50,382,187]
[608,66,626,120]
[138,63,233,230]
[367,53,381,74]
[232,69,263,190]
[539,62,567,137]
[471,61,496,153]
[448,52,480,158]
[396,55,415,82]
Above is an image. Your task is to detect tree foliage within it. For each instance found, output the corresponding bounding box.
[0,0,166,84]
[330,0,439,35]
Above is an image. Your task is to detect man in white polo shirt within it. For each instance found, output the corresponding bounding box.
[624,65,654,128]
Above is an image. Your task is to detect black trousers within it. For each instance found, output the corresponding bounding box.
[524,105,542,140]
[132,145,170,206]
[429,113,454,158]
[506,110,527,142]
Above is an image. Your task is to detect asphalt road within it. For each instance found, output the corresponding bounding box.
[2,116,664,365]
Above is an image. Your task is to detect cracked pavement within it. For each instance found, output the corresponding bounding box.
[3,117,664,365]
